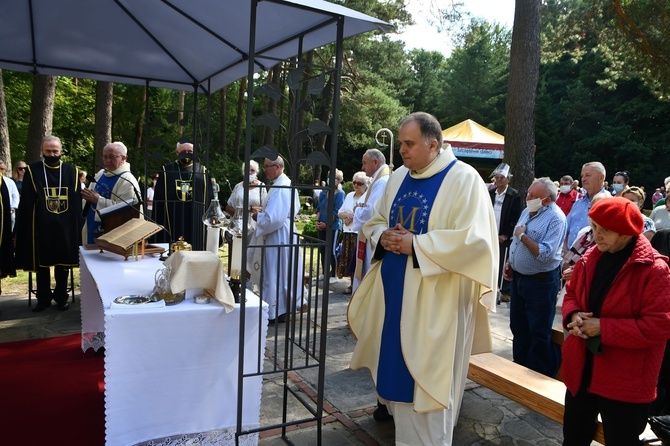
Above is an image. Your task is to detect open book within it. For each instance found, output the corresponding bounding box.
[95,218,165,260]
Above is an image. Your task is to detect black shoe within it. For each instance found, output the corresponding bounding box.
[57,302,70,311]
[268,314,287,325]
[32,303,51,312]
[373,403,393,422]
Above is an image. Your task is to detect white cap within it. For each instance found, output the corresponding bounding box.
[490,163,511,179]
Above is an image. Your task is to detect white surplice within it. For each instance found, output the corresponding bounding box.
[254,173,303,319]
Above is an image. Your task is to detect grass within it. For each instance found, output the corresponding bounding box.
[2,269,81,297]
[3,215,323,298]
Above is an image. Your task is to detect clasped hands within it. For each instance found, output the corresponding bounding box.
[380,223,413,256]
[250,206,262,222]
[566,312,601,339]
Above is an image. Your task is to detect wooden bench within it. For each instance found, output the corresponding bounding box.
[469,324,607,444]
[469,325,662,444]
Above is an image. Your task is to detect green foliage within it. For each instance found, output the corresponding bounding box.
[340,180,354,195]
[2,0,669,206]
[437,19,511,132]
[2,71,32,161]
[300,214,319,239]
[536,5,670,197]
[541,0,670,99]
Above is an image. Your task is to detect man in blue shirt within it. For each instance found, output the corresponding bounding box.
[565,162,609,249]
[316,169,345,284]
[504,177,567,377]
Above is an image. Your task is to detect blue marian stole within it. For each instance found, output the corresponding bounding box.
[86,173,123,244]
[377,158,457,403]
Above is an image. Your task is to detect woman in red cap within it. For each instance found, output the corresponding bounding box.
[562,197,670,445]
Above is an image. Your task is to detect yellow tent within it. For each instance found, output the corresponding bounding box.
[442,119,504,160]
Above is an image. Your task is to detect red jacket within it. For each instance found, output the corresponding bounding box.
[561,236,670,403]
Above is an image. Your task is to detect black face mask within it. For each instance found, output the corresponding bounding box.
[43,155,61,166]
[178,151,193,166]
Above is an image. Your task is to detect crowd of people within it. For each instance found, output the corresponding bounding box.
[4,114,670,445]
[484,159,670,445]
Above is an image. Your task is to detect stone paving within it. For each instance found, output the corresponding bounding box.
[0,279,597,445]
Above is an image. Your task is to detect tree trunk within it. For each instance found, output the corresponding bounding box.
[220,87,227,156]
[26,75,56,163]
[504,0,541,200]
[262,65,281,147]
[94,81,114,169]
[134,86,146,150]
[0,70,10,168]
[177,90,185,138]
[233,77,247,161]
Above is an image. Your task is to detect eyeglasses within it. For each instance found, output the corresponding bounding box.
[103,154,122,160]
[353,181,365,186]
[263,164,277,169]
[17,167,26,171]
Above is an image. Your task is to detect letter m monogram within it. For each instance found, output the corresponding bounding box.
[397,206,420,233]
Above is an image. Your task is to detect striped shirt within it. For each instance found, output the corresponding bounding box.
[509,202,567,275]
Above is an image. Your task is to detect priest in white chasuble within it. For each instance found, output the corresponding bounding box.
[348,112,498,446]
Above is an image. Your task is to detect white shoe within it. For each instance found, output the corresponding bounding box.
[329,276,339,284]
[318,274,325,280]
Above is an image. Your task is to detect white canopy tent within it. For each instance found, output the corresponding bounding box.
[0,2,392,443]
[0,0,391,93]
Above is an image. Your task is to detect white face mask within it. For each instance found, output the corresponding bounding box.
[560,185,571,194]
[526,197,544,213]
[612,183,624,193]
[249,174,257,182]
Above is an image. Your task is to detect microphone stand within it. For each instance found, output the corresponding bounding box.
[95,164,144,206]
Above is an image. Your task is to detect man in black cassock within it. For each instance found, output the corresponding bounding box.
[0,173,17,293]
[152,142,211,250]
[15,136,82,312]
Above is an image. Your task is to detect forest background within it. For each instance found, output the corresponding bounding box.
[0,0,668,207]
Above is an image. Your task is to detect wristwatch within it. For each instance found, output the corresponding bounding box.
[519,233,526,241]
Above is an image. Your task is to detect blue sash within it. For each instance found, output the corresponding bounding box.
[86,173,123,244]
[377,159,457,403]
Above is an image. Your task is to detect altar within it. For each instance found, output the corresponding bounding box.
[79,246,268,446]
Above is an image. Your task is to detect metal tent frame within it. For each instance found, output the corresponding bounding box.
[0,0,391,444]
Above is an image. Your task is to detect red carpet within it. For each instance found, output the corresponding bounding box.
[0,334,105,445]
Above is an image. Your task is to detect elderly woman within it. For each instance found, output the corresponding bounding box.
[337,171,369,294]
[620,186,655,241]
[561,197,670,445]
[12,161,26,194]
[650,190,670,231]
[226,160,265,274]
[316,169,344,284]
[226,160,264,216]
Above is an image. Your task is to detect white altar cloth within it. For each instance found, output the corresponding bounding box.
[79,247,268,446]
